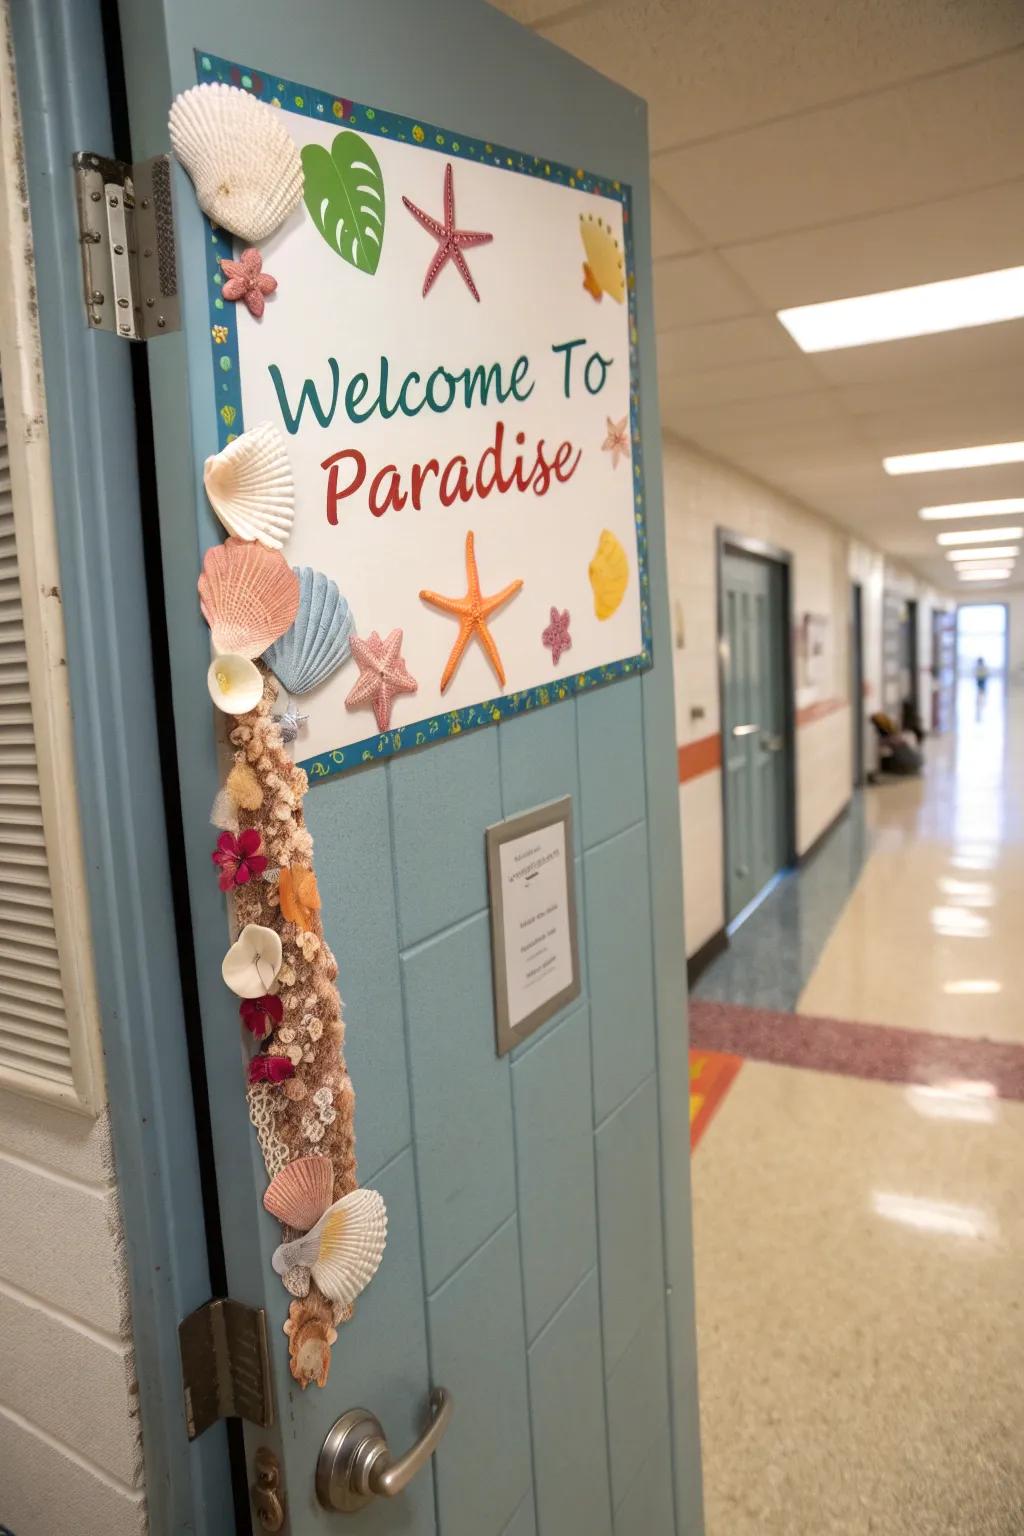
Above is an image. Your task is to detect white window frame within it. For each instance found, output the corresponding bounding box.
[0,12,106,1114]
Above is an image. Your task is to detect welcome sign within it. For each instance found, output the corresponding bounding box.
[200,52,651,780]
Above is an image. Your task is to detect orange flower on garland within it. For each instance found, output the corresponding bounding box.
[279,864,321,930]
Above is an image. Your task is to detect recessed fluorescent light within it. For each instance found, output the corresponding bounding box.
[777,265,1024,353]
[885,440,1024,475]
[919,498,1024,521]
[957,568,1011,581]
[936,526,1023,546]
[946,547,1018,561]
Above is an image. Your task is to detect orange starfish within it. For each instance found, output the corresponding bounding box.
[420,531,523,693]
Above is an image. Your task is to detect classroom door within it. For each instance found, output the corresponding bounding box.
[721,546,789,923]
[113,3,703,1533]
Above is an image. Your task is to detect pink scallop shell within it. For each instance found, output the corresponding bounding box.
[263,1155,334,1233]
[198,538,299,659]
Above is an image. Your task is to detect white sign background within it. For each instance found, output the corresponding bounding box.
[227,99,645,770]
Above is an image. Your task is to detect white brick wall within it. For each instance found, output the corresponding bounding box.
[0,1092,147,1535]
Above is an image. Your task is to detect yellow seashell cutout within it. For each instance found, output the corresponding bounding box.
[588,529,629,621]
[579,214,625,304]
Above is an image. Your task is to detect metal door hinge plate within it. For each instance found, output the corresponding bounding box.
[179,1298,274,1440]
[73,151,180,339]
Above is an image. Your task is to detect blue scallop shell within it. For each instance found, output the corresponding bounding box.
[262,566,354,695]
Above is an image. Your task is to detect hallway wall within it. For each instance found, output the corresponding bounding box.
[663,436,949,958]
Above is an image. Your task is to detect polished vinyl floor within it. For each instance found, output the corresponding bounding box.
[690,679,1024,1535]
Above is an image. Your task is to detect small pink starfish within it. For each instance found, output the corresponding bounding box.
[601,415,630,469]
[542,607,572,667]
[345,629,418,733]
[219,248,277,318]
[402,163,493,302]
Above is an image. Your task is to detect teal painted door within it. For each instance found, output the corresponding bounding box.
[721,549,789,922]
[116,3,703,1532]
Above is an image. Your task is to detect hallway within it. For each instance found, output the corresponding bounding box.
[688,681,1024,1535]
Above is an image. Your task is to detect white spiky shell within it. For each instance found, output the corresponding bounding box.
[204,423,295,549]
[264,1155,334,1232]
[207,652,264,714]
[168,83,303,244]
[272,1188,387,1308]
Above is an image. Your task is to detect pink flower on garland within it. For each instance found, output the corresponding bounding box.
[240,993,284,1038]
[219,248,278,318]
[212,828,268,891]
[248,1054,295,1086]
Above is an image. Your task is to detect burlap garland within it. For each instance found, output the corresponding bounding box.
[223,666,357,1389]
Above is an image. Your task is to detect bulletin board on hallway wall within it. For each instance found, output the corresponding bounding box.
[201,52,652,783]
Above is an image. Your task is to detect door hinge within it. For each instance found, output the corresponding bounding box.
[73,151,181,340]
[179,1298,274,1441]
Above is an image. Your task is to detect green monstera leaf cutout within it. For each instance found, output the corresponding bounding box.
[301,131,385,275]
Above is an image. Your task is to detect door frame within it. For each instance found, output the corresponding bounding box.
[850,581,865,788]
[715,527,797,927]
[9,0,235,1530]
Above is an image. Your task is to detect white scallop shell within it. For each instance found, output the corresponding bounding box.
[272,1188,387,1308]
[204,423,295,550]
[207,652,263,715]
[168,83,303,244]
[222,923,283,999]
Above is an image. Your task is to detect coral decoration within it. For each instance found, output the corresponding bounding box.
[217,669,363,1388]
[249,1054,296,1086]
[240,994,284,1038]
[219,248,278,318]
[283,1294,337,1390]
[227,761,263,810]
[402,162,493,302]
[279,865,321,931]
[212,828,268,889]
[420,531,523,693]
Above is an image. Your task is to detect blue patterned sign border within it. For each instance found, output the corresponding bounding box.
[196,49,652,781]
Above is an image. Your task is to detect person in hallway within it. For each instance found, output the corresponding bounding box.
[974,655,989,716]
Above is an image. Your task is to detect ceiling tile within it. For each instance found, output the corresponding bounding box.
[649,181,704,261]
[722,180,1024,309]
[656,315,798,375]
[495,0,1024,153]
[835,360,1024,417]
[653,50,1024,243]
[655,356,822,406]
[653,250,754,329]
[805,316,1024,386]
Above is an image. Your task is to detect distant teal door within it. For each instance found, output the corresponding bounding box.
[720,546,790,922]
[115,3,703,1534]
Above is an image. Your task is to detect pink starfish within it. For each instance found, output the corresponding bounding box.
[402,163,493,301]
[601,415,630,469]
[345,629,418,733]
[219,248,277,318]
[541,607,572,667]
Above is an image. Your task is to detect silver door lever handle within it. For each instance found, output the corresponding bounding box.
[731,723,760,736]
[317,1388,453,1513]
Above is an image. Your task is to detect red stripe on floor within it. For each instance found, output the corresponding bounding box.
[689,1000,1024,1100]
[689,1049,742,1149]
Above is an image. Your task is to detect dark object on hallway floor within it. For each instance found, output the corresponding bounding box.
[871,711,922,774]
[689,999,1024,1102]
